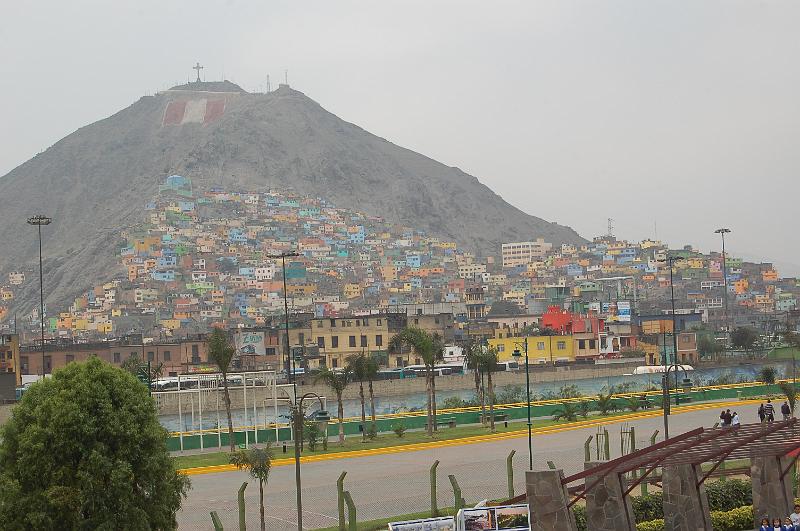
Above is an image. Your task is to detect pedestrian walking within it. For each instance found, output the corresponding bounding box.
[759,403,766,423]
[724,409,732,426]
[719,410,728,426]
[732,411,740,427]
[782,401,791,421]
[765,399,775,423]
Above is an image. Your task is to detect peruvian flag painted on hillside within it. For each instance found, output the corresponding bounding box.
[162,99,225,126]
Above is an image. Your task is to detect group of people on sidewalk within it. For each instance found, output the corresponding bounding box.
[760,505,800,530]
[757,399,793,423]
[718,408,740,427]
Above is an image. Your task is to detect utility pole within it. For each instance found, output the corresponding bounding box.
[715,228,732,336]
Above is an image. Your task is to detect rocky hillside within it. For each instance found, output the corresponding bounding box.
[0,81,583,313]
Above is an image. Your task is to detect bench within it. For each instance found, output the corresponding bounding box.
[482,413,510,423]
[426,416,457,429]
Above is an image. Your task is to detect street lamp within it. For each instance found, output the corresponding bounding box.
[714,228,732,334]
[266,250,302,529]
[512,338,533,470]
[659,255,684,438]
[27,215,51,376]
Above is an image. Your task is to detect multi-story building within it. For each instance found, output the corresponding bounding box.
[501,239,553,268]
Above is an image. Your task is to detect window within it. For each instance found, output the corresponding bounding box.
[191,344,200,363]
[317,337,325,348]
[414,318,419,325]
[266,347,276,356]
[363,318,369,326]
[147,351,155,362]
[497,345,505,352]
[349,336,356,348]
[396,357,404,367]
[298,332,305,345]
[113,352,121,363]
[66,354,75,363]
[557,341,566,350]
[537,342,545,350]
[332,358,338,368]
[330,319,336,327]
[589,339,596,349]
[355,319,360,327]
[415,358,421,365]
[578,340,586,350]
[377,319,382,326]
[360,335,367,347]
[375,335,383,347]
[332,336,339,348]
[21,356,28,371]
[163,350,171,361]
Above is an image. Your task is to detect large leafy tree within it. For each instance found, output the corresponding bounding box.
[0,357,190,529]
[230,445,274,531]
[476,346,500,432]
[390,328,444,436]
[731,326,759,352]
[208,327,237,453]
[314,367,351,445]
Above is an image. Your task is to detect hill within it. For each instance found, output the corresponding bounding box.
[0,81,583,313]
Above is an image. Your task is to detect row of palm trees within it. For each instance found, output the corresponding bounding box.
[207,326,506,455]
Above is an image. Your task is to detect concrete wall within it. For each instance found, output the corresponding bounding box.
[0,404,13,426]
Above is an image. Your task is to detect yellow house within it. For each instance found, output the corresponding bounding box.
[343,283,362,299]
[160,319,181,330]
[488,335,576,364]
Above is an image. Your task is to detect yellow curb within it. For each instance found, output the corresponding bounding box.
[179,398,763,476]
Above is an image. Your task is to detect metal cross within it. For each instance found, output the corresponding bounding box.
[193,62,203,82]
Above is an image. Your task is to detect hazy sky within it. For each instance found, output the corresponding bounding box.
[2,1,798,274]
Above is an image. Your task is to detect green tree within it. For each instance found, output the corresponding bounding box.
[390,328,444,436]
[731,327,758,352]
[552,402,579,422]
[209,328,237,453]
[464,342,486,424]
[314,367,352,445]
[596,391,615,416]
[347,353,369,442]
[365,354,379,431]
[230,445,274,531]
[779,382,797,415]
[697,335,724,360]
[0,357,190,529]
[477,346,500,432]
[759,366,777,385]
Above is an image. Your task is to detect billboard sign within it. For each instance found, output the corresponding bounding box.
[456,504,530,531]
[234,331,266,356]
[617,301,631,322]
[388,516,455,531]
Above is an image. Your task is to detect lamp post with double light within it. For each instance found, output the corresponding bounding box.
[27,215,51,376]
[512,338,533,470]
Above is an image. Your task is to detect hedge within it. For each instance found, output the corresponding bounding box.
[635,506,754,531]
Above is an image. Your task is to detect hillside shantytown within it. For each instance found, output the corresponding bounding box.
[0,174,796,382]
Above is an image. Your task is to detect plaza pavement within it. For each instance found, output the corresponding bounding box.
[176,399,760,530]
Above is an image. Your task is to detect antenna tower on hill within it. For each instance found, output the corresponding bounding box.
[607,218,615,239]
[267,75,271,93]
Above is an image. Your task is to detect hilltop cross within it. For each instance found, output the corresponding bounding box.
[192,62,203,82]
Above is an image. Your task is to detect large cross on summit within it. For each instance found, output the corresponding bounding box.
[192,62,203,82]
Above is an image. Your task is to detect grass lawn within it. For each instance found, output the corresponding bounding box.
[172,410,636,469]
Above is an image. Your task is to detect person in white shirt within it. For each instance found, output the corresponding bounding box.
[790,504,800,526]
[731,412,740,427]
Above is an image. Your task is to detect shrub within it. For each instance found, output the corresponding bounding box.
[392,422,406,438]
[442,396,467,409]
[710,505,753,531]
[759,366,778,385]
[578,401,591,419]
[631,493,663,522]
[705,479,751,512]
[572,505,586,530]
[636,519,664,531]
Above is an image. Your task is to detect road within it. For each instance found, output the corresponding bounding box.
[176,400,754,530]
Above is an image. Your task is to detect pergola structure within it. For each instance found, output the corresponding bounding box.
[525,420,800,531]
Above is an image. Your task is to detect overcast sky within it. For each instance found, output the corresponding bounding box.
[2,1,798,274]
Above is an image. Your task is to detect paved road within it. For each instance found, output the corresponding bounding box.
[176,402,749,530]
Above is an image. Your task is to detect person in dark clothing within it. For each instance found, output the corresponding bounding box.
[720,410,728,426]
[724,409,733,426]
[782,401,791,421]
[759,403,766,423]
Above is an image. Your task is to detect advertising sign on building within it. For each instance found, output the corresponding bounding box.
[617,301,631,322]
[388,516,455,531]
[234,330,266,356]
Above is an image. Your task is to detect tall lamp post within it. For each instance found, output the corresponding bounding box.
[714,228,732,335]
[27,215,51,376]
[512,338,533,470]
[661,255,684,437]
[267,250,302,530]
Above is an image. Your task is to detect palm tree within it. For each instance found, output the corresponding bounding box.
[230,444,274,531]
[390,328,444,436]
[477,346,500,432]
[209,327,237,453]
[552,402,579,422]
[314,367,351,444]
[347,353,369,442]
[365,355,379,430]
[780,381,797,416]
[595,392,615,416]
[464,342,486,425]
